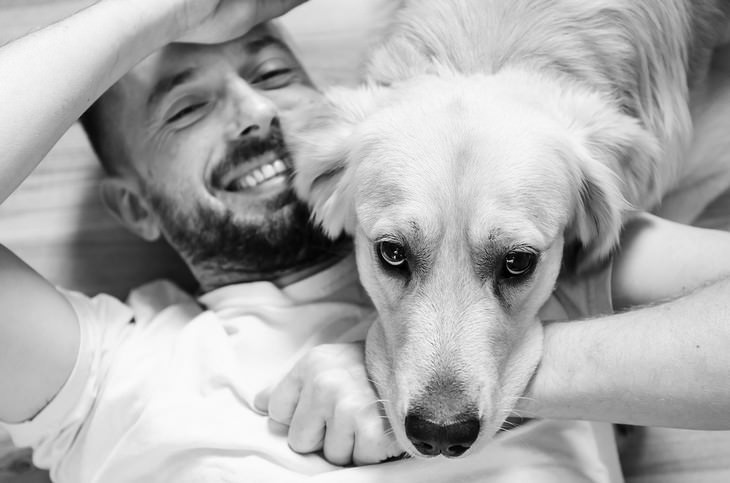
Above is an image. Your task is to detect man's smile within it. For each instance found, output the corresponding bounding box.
[218,152,291,192]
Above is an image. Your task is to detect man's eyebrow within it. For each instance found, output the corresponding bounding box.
[146,68,199,111]
[243,35,288,55]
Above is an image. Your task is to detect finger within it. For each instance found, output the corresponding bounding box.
[253,0,309,25]
[322,399,358,466]
[287,383,327,454]
[353,422,402,466]
[266,371,304,425]
[253,386,270,414]
[351,403,402,466]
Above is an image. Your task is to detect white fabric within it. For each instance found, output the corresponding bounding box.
[0,256,622,483]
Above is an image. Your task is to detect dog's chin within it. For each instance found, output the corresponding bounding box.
[366,317,546,458]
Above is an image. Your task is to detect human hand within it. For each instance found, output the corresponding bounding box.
[255,343,403,466]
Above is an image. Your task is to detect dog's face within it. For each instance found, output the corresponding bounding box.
[291,71,652,457]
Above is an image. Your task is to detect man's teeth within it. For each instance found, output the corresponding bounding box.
[262,164,276,178]
[227,159,289,191]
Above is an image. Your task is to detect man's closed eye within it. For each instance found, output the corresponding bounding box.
[166,101,209,125]
[251,60,298,89]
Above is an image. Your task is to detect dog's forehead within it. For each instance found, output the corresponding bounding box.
[355,76,577,177]
[352,87,577,242]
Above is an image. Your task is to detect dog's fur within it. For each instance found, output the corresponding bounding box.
[290,0,730,457]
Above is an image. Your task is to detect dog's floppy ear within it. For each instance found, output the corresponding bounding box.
[562,91,660,268]
[290,85,388,238]
[567,158,627,269]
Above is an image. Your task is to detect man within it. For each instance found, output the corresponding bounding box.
[1,0,730,482]
[0,1,625,481]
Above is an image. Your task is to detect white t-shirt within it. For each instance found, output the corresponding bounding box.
[1,256,622,483]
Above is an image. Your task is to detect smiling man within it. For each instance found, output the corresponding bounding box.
[84,23,344,291]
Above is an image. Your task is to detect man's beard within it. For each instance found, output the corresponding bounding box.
[145,126,347,284]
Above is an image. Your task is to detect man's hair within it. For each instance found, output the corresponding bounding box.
[79,86,130,177]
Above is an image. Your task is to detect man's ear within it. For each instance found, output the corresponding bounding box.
[100,178,161,241]
[290,84,388,238]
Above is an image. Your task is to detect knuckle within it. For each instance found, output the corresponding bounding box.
[334,397,364,420]
[300,349,322,368]
[306,344,339,364]
[357,421,387,445]
[312,371,347,394]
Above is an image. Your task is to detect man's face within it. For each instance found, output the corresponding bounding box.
[113,24,341,285]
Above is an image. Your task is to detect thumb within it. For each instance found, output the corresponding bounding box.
[253,385,272,414]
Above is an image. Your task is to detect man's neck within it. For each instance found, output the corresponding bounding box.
[194,252,350,293]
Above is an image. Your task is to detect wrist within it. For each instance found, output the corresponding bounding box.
[518,321,585,419]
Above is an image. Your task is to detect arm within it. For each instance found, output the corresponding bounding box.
[0,246,79,423]
[0,0,305,423]
[521,213,730,429]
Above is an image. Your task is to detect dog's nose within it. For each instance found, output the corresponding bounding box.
[405,412,480,457]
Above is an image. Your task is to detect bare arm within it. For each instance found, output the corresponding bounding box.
[521,214,730,429]
[0,0,305,423]
[0,246,79,423]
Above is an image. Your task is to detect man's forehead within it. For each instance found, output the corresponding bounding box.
[123,23,289,87]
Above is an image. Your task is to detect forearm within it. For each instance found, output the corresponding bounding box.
[0,0,183,203]
[522,276,730,429]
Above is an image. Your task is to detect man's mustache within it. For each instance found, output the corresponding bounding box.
[212,119,291,183]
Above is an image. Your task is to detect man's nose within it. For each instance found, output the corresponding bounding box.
[227,78,277,139]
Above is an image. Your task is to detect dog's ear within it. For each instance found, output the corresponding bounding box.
[289,85,388,238]
[566,158,627,269]
[562,91,660,267]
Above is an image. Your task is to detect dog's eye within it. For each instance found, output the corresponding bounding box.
[378,241,408,268]
[502,251,536,278]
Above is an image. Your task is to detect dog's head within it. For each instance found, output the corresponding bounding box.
[289,69,656,457]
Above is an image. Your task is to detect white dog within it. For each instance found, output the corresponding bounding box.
[290,0,730,458]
